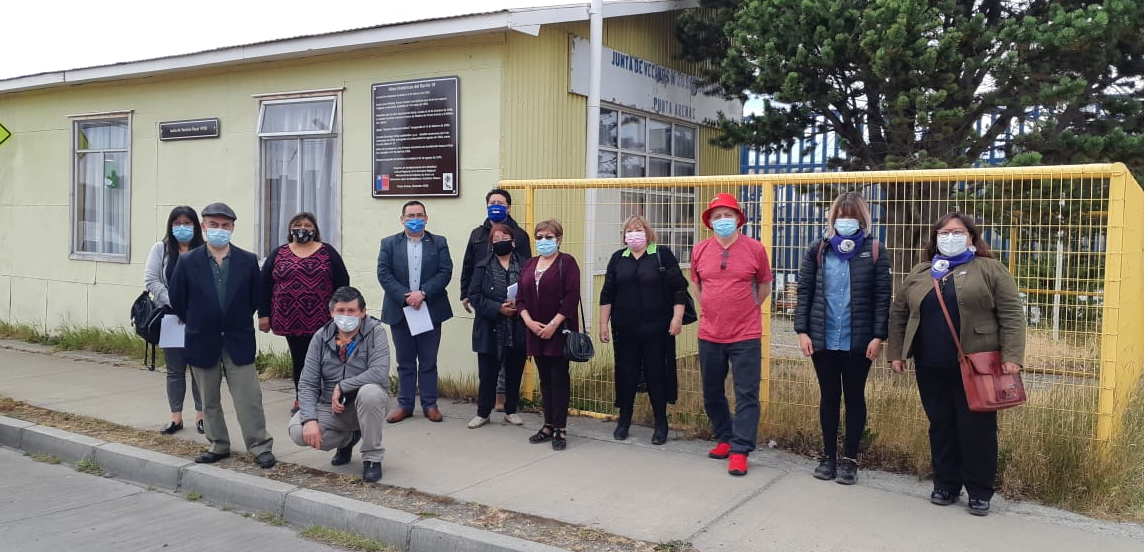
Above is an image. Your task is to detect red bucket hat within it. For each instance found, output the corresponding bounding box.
[702,193,745,229]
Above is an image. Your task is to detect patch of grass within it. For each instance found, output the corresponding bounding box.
[75,458,103,476]
[53,325,143,356]
[416,511,439,518]
[254,511,287,526]
[655,541,695,552]
[256,350,293,380]
[436,373,478,401]
[0,320,52,343]
[30,453,62,464]
[185,491,203,501]
[220,505,233,512]
[300,526,397,552]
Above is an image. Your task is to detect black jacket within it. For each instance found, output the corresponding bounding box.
[168,244,261,367]
[467,250,529,355]
[459,217,532,301]
[792,238,892,353]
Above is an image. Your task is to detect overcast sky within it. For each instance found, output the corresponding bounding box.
[3,0,577,79]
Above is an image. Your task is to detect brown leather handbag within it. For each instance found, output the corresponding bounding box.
[932,279,1027,412]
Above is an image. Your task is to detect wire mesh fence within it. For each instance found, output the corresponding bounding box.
[500,164,1142,449]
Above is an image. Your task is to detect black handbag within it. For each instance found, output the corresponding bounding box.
[654,248,698,325]
[556,256,595,362]
[129,290,166,370]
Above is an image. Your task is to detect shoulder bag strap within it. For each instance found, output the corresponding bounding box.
[932,278,967,359]
[556,254,588,332]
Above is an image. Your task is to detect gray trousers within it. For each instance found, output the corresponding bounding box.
[190,351,273,456]
[287,384,390,463]
[163,347,202,413]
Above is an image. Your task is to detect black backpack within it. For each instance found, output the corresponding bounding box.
[130,290,166,370]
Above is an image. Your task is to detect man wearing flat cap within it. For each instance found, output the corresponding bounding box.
[169,202,276,468]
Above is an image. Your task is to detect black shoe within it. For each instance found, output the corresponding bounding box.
[529,425,553,444]
[362,461,382,483]
[255,451,277,469]
[813,457,837,480]
[159,421,183,435]
[551,429,567,451]
[613,408,632,440]
[651,416,668,446]
[836,457,858,485]
[968,498,991,516]
[194,451,230,464]
[290,399,300,416]
[331,431,361,466]
[196,420,205,434]
[931,488,960,506]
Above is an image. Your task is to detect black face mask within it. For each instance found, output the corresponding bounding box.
[291,228,315,244]
[492,240,515,257]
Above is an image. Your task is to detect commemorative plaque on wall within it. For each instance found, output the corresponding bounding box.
[371,77,460,197]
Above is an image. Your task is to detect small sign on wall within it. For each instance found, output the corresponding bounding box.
[159,118,220,141]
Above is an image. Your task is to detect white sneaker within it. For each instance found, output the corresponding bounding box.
[503,413,524,426]
[467,416,489,429]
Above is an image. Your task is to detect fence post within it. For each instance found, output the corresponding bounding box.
[522,184,538,402]
[759,180,775,429]
[1097,167,1128,443]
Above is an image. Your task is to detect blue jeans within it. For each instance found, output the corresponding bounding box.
[391,321,442,413]
[699,338,762,455]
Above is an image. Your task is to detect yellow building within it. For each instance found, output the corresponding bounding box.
[0,1,739,377]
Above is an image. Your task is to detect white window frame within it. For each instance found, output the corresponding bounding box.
[69,110,133,263]
[596,105,698,266]
[254,89,344,258]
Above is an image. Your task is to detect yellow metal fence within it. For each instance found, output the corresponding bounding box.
[500,163,1143,448]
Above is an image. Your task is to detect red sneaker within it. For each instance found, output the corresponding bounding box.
[708,442,731,459]
[728,453,748,476]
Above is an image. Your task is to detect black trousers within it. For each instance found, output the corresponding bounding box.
[811,350,871,459]
[285,334,314,395]
[916,363,998,501]
[611,325,670,412]
[535,355,570,428]
[477,346,526,418]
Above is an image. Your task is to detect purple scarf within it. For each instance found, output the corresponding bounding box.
[829,229,866,261]
[931,249,975,279]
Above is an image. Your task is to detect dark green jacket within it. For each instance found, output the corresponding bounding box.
[886,256,1026,366]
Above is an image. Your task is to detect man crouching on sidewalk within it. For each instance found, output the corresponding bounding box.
[288,286,392,482]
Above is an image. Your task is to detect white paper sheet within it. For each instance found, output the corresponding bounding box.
[158,314,185,348]
[506,283,519,303]
[403,303,434,336]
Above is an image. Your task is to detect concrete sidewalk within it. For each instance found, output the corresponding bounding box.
[1,343,1141,551]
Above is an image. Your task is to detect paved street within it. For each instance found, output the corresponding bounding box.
[0,447,342,552]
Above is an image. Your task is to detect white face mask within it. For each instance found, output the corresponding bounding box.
[936,232,969,257]
[333,314,361,333]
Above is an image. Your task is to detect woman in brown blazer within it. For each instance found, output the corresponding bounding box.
[516,219,581,451]
[887,213,1026,517]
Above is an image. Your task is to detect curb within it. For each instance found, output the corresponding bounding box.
[0,416,570,552]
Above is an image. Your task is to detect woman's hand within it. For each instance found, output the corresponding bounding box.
[866,338,883,361]
[599,322,610,343]
[528,320,546,336]
[1001,362,1021,374]
[258,317,270,333]
[797,333,813,357]
[538,321,558,340]
[669,316,683,337]
[891,360,906,374]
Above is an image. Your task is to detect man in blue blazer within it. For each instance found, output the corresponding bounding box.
[169,202,275,468]
[377,200,454,423]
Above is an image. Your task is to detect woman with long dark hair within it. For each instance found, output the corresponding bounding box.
[887,213,1025,516]
[144,205,206,434]
[258,212,350,414]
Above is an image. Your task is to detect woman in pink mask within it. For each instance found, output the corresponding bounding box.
[599,215,691,445]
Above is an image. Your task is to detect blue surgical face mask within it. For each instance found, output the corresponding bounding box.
[404,218,426,234]
[536,238,558,256]
[333,314,361,334]
[487,204,508,223]
[172,225,194,243]
[711,217,738,238]
[834,218,860,237]
[205,228,232,248]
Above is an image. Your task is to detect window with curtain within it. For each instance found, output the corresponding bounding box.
[72,116,130,260]
[257,96,340,256]
[598,106,697,262]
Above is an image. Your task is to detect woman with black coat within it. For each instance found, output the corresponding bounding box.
[598,215,690,445]
[466,223,529,429]
[793,192,892,484]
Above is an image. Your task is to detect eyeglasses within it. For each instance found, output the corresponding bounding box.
[720,248,729,270]
[535,234,557,240]
[937,230,968,238]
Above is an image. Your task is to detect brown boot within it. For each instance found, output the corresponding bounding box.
[495,393,506,412]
